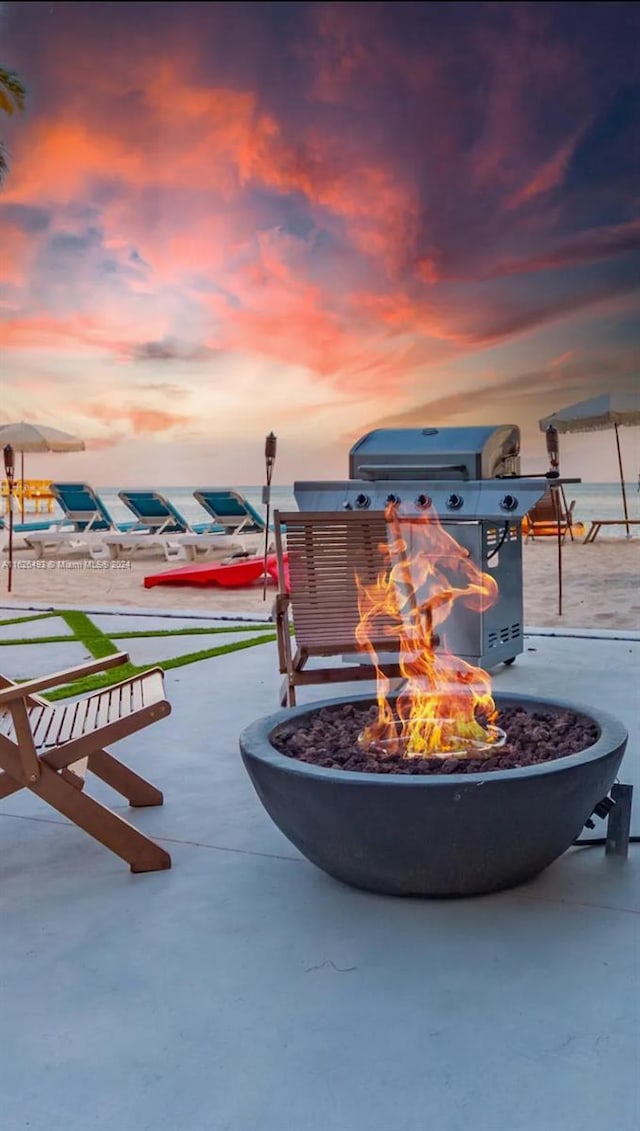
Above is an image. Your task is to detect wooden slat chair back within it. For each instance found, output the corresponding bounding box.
[274,510,405,706]
[524,488,576,541]
[0,653,172,872]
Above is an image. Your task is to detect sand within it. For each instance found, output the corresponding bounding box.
[0,537,638,631]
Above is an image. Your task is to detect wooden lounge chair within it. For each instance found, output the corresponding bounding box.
[0,653,172,872]
[583,518,640,543]
[273,510,405,707]
[522,487,581,541]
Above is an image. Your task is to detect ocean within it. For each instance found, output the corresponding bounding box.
[85,482,640,537]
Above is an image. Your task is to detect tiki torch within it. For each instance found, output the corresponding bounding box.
[545,424,559,476]
[545,425,563,614]
[4,444,15,593]
[262,432,277,599]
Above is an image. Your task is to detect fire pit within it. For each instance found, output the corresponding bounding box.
[243,489,627,896]
[239,691,627,896]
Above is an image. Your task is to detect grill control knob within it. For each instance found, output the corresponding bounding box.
[385,493,401,506]
[500,494,518,512]
[343,501,353,510]
[446,493,464,511]
[415,493,432,510]
[355,493,371,509]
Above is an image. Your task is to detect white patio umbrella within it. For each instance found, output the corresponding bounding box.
[539,391,640,536]
[0,421,85,520]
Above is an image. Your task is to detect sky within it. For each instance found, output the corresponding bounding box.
[1,0,639,486]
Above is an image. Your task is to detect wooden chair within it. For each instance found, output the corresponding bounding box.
[523,487,578,541]
[583,518,640,543]
[0,653,172,872]
[273,510,406,707]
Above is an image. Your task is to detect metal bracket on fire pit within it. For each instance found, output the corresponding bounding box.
[579,783,634,858]
[605,783,633,858]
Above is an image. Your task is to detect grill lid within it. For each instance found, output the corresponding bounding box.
[349,426,520,481]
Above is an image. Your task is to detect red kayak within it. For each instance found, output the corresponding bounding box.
[144,552,288,590]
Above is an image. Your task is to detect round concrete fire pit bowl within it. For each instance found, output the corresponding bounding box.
[239,692,628,897]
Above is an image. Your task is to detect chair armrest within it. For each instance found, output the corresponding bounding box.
[0,652,129,704]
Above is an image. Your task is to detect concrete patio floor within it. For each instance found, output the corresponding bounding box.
[0,611,638,1131]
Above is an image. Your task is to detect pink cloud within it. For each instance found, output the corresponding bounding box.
[79,403,192,434]
[507,132,583,210]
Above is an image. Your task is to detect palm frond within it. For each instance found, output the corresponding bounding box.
[0,67,27,115]
[0,140,8,186]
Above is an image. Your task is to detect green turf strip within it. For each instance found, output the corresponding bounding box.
[1,607,277,700]
[46,633,276,699]
[0,624,274,646]
[112,623,273,638]
[0,611,60,627]
[60,610,119,659]
[0,635,78,646]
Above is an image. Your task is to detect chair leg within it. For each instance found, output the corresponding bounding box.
[279,662,299,705]
[282,646,307,707]
[0,767,23,801]
[87,747,164,807]
[60,767,86,791]
[30,760,171,872]
[62,755,88,791]
[280,676,297,707]
[0,760,85,801]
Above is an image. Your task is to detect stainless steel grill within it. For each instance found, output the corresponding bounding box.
[294,425,547,666]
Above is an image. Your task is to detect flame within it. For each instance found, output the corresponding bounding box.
[355,503,501,758]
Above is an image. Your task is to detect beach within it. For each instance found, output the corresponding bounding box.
[1,537,638,631]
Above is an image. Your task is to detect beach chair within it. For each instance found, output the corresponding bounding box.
[118,491,215,535]
[97,490,252,561]
[522,488,580,542]
[1,513,67,557]
[583,518,640,543]
[0,652,171,872]
[175,534,262,562]
[194,489,266,535]
[273,510,405,707]
[2,517,63,533]
[20,483,139,558]
[1,487,68,535]
[186,489,268,560]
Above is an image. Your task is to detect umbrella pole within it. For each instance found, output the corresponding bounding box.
[20,449,25,522]
[3,445,15,594]
[552,484,562,616]
[7,496,13,593]
[614,424,630,536]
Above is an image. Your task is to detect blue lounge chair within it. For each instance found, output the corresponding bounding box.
[0,514,64,534]
[19,483,140,558]
[51,482,139,532]
[99,491,252,561]
[118,491,218,534]
[2,480,102,535]
[193,489,266,535]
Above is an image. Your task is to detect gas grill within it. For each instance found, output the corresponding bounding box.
[293,426,547,666]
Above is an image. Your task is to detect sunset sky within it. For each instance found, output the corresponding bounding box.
[1,0,639,485]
